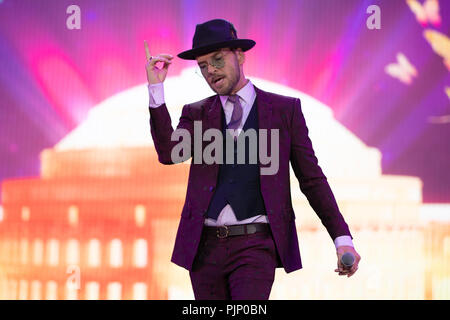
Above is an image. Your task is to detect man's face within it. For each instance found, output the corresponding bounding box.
[196,47,243,95]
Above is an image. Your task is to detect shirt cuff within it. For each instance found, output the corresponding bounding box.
[334,235,354,249]
[148,82,165,108]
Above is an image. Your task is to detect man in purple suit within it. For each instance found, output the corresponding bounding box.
[144,19,361,300]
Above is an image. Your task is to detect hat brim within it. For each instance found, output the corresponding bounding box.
[177,39,255,60]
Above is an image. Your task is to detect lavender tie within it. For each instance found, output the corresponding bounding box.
[227,95,243,140]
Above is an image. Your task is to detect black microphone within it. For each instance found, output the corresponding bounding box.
[340,252,355,269]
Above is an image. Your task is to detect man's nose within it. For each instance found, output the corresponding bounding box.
[207,63,218,75]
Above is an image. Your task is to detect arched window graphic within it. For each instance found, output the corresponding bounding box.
[133,282,147,300]
[109,239,122,268]
[8,279,17,300]
[32,239,43,266]
[65,283,78,300]
[11,239,19,264]
[66,239,79,265]
[68,205,79,227]
[19,238,28,265]
[30,280,42,300]
[21,206,30,221]
[133,239,147,268]
[85,281,100,300]
[18,280,28,300]
[46,239,59,266]
[134,205,146,227]
[107,282,122,300]
[45,281,58,300]
[87,239,101,267]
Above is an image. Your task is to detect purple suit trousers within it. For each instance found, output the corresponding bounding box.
[189,226,278,300]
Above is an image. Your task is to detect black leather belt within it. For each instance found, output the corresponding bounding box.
[204,223,270,238]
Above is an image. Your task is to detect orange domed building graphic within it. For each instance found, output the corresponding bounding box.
[0,73,449,300]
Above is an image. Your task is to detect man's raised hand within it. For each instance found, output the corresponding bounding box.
[144,40,173,85]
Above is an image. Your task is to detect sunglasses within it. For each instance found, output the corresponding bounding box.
[195,48,236,77]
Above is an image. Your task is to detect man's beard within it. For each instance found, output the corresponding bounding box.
[217,71,240,96]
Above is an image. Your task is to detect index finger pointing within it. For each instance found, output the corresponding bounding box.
[144,40,151,61]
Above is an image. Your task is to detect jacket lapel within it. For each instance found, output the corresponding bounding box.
[253,85,275,196]
[253,85,273,135]
[205,94,222,132]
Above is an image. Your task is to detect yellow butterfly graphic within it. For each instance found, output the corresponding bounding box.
[406,0,442,27]
[423,29,450,71]
[385,52,418,85]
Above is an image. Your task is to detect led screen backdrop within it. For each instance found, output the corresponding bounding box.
[0,0,449,300]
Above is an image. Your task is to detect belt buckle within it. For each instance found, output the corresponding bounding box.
[217,225,229,238]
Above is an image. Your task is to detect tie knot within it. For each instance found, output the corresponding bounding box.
[228,94,239,104]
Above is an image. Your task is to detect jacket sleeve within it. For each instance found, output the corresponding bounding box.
[289,97,353,241]
[149,103,194,165]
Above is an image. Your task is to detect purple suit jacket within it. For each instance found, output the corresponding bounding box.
[149,85,352,273]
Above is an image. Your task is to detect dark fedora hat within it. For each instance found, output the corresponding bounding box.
[177,19,255,60]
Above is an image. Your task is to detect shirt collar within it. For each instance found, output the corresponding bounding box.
[219,79,254,107]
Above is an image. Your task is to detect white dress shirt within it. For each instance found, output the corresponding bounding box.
[148,80,354,249]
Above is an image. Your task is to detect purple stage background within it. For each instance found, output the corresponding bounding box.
[0,0,449,203]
